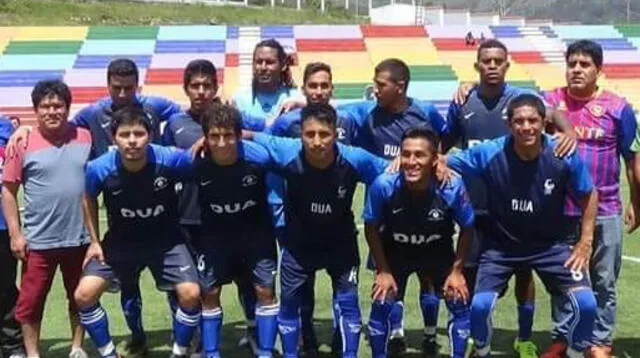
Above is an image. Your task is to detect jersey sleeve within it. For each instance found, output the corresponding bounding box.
[161,115,178,146]
[84,160,104,198]
[253,132,301,168]
[363,175,388,223]
[2,140,25,184]
[0,117,14,146]
[631,127,640,153]
[565,152,594,198]
[71,105,94,129]
[337,112,359,145]
[443,100,463,150]
[167,147,194,178]
[617,103,637,161]
[447,138,500,177]
[443,178,475,227]
[268,113,289,136]
[337,100,374,125]
[345,145,389,185]
[154,97,183,122]
[420,100,448,136]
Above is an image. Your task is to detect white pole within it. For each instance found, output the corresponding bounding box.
[321,0,325,12]
[345,0,348,10]
[297,0,301,10]
[368,0,372,17]
[271,0,275,7]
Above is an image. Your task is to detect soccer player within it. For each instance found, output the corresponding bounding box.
[2,80,92,358]
[444,39,577,358]
[364,127,474,358]
[244,103,388,358]
[194,103,278,358]
[445,93,598,358]
[340,58,447,356]
[74,106,201,358]
[0,115,24,358]
[542,40,637,358]
[269,61,358,355]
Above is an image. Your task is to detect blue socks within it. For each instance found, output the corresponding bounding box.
[420,292,440,338]
[446,299,471,358]
[389,300,404,338]
[368,300,393,358]
[201,308,223,358]
[79,303,117,358]
[567,289,596,355]
[517,301,535,340]
[256,303,279,357]
[173,306,201,356]
[335,289,362,358]
[471,291,499,357]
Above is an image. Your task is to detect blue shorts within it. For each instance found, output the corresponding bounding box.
[464,214,490,268]
[476,242,591,295]
[387,247,454,300]
[83,241,198,292]
[280,247,359,302]
[198,230,277,292]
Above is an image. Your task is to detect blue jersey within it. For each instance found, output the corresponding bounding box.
[445,84,542,214]
[85,144,193,243]
[234,87,299,132]
[193,140,273,235]
[340,98,447,159]
[73,95,182,159]
[0,116,14,231]
[162,111,204,226]
[364,173,474,255]
[253,133,388,249]
[447,135,593,247]
[269,107,359,145]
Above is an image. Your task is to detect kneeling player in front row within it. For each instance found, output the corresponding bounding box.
[444,94,598,358]
[364,127,474,358]
[244,103,389,358]
[74,107,201,358]
[193,103,279,358]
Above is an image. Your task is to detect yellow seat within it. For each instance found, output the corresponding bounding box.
[13,26,88,41]
[141,85,188,107]
[0,27,17,53]
[365,38,441,66]
[297,52,373,83]
[221,67,239,101]
[519,64,565,90]
[505,62,532,82]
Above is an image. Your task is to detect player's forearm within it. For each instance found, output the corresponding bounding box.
[626,158,639,206]
[578,190,598,246]
[453,226,472,272]
[1,185,22,238]
[364,223,392,273]
[82,194,100,243]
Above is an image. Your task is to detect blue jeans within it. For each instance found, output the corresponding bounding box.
[551,215,622,346]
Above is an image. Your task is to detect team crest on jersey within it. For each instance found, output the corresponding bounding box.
[544,179,555,195]
[154,176,169,191]
[501,108,508,121]
[427,208,445,221]
[337,127,346,140]
[242,174,258,187]
[337,185,347,199]
[589,104,604,117]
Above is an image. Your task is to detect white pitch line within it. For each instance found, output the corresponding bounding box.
[622,255,640,263]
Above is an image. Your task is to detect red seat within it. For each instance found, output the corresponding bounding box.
[361,25,426,37]
[296,39,366,52]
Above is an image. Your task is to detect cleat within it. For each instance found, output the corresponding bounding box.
[388,336,408,357]
[514,338,539,358]
[123,337,149,358]
[422,335,439,357]
[237,325,259,355]
[540,340,567,358]
[330,328,342,355]
[463,337,475,358]
[68,348,89,358]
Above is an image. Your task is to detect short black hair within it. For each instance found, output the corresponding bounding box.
[303,62,332,85]
[200,102,242,136]
[183,59,218,90]
[110,105,152,136]
[566,39,603,68]
[507,94,546,121]
[31,79,72,110]
[375,58,410,93]
[477,39,508,61]
[107,58,139,83]
[301,103,337,129]
[401,126,440,153]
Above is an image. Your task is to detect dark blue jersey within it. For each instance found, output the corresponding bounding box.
[0,115,14,146]
[253,133,388,248]
[85,144,193,243]
[162,111,204,226]
[445,85,542,214]
[73,95,182,159]
[340,98,447,159]
[447,135,593,247]
[269,107,359,145]
[363,173,474,255]
[193,140,273,237]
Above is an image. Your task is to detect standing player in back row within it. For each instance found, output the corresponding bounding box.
[339,58,447,356]
[445,94,598,358]
[542,40,638,358]
[364,127,474,358]
[74,107,201,358]
[445,39,577,358]
[244,103,389,358]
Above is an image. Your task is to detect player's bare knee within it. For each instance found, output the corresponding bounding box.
[254,285,275,304]
[514,269,535,302]
[202,286,222,309]
[176,282,201,308]
[73,280,101,308]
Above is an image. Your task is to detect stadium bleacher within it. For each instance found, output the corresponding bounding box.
[1,24,640,124]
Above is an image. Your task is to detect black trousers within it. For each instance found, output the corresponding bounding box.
[0,230,23,357]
